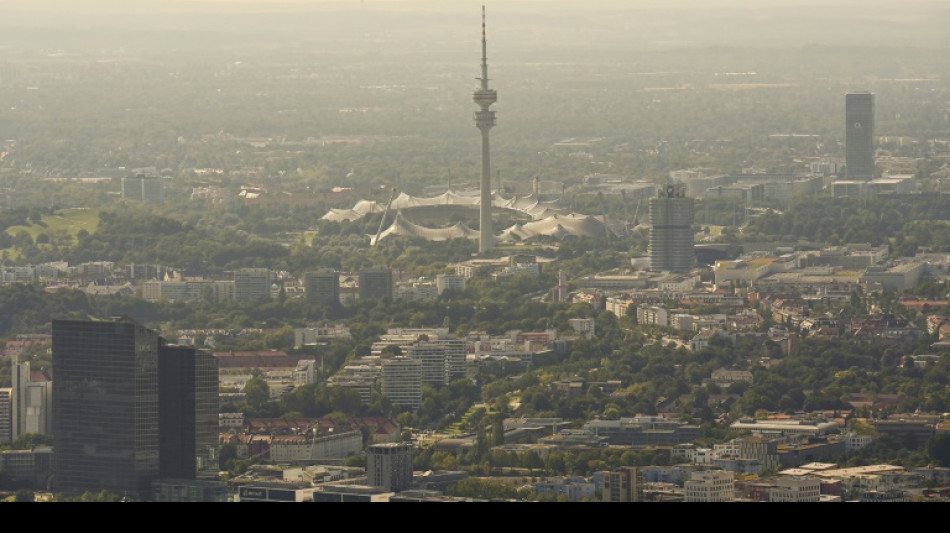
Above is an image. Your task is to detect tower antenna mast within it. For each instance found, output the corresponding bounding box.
[473,5,497,254]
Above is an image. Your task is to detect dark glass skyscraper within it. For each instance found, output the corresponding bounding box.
[52,317,161,499]
[52,317,219,500]
[845,92,875,180]
[158,345,219,481]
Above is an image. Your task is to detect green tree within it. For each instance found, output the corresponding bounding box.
[243,375,271,410]
[926,433,950,467]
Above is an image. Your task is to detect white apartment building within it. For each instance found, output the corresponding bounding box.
[269,430,363,462]
[637,304,670,327]
[436,274,466,294]
[381,357,422,410]
[293,360,319,387]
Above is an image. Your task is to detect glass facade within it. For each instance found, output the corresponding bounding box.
[52,318,160,500]
[52,317,220,500]
[158,345,219,481]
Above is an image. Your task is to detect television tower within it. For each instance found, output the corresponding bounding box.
[474,5,497,254]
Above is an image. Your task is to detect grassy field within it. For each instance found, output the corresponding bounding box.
[2,207,99,261]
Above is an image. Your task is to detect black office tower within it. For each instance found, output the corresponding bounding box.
[51,317,161,500]
[845,92,875,180]
[158,345,219,482]
[52,317,220,501]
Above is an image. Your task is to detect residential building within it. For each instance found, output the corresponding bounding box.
[234,268,272,303]
[293,360,319,387]
[304,270,340,306]
[602,466,644,502]
[407,342,452,385]
[535,477,597,502]
[293,326,351,349]
[358,267,393,302]
[684,469,735,502]
[436,273,466,294]
[381,357,422,410]
[11,358,52,441]
[0,388,11,443]
[568,318,595,338]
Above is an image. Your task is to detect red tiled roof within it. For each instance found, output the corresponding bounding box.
[30,369,52,383]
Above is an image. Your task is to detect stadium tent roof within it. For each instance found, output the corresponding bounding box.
[369,211,480,245]
[326,190,616,244]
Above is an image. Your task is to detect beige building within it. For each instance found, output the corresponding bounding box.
[602,466,644,502]
[768,476,821,502]
[684,470,735,502]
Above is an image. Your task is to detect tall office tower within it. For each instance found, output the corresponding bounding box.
[602,466,644,502]
[473,5,497,255]
[0,388,11,443]
[304,269,340,306]
[11,357,52,440]
[52,317,219,500]
[648,184,695,272]
[366,442,415,493]
[233,267,272,303]
[52,317,161,499]
[358,267,393,302]
[845,92,875,180]
[158,345,219,481]
[380,356,422,410]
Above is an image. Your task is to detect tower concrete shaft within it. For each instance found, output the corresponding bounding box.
[473,5,497,254]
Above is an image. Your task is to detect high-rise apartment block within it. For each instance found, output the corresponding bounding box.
[602,466,644,502]
[380,356,422,410]
[11,357,52,441]
[845,92,875,180]
[366,442,415,493]
[304,269,340,306]
[358,268,393,302]
[234,268,272,303]
[648,184,695,272]
[0,388,11,443]
[52,317,219,500]
[435,273,466,295]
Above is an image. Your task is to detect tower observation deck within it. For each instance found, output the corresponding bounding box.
[474,5,497,254]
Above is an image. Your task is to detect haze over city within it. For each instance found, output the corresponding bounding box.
[1,0,950,503]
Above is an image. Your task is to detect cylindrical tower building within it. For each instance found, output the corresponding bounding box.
[648,184,695,272]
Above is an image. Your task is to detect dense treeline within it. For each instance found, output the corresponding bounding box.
[741,195,950,253]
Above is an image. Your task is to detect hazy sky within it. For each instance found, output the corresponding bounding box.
[1,0,946,53]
